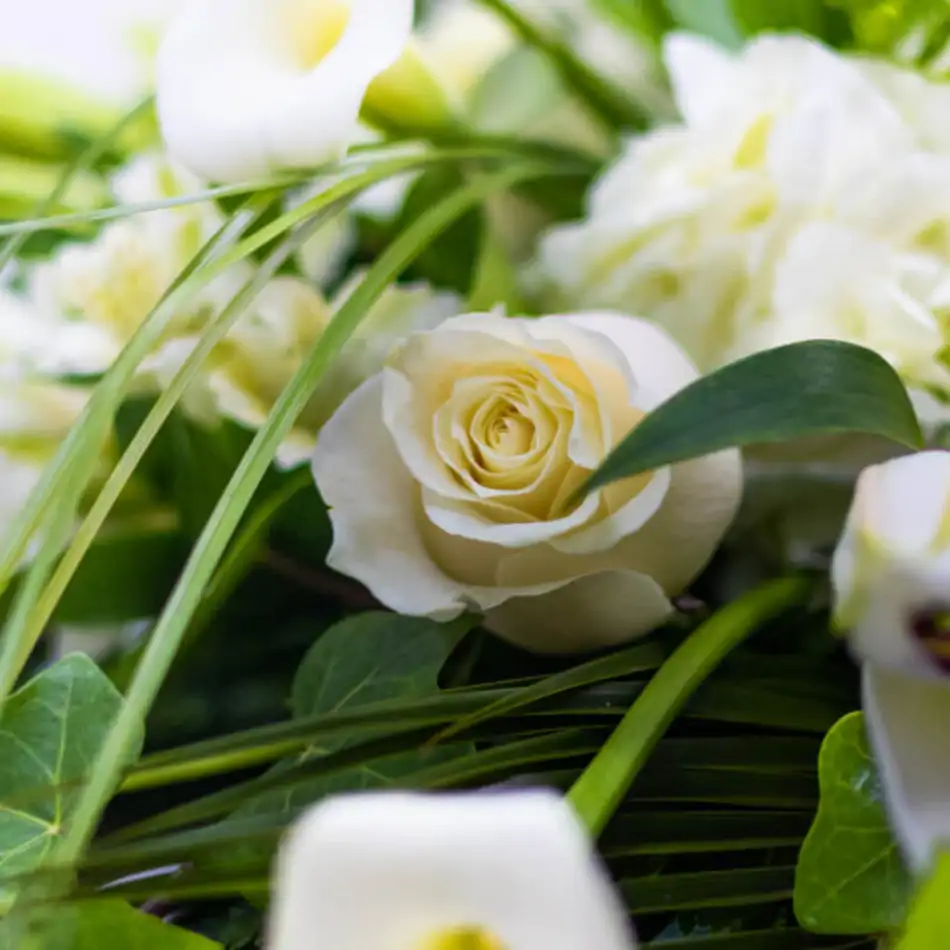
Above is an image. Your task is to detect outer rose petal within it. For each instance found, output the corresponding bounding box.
[486,570,673,655]
[157,0,415,182]
[313,377,473,620]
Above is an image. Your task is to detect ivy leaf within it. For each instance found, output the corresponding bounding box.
[9,899,220,949]
[223,614,475,869]
[794,712,913,935]
[0,656,144,911]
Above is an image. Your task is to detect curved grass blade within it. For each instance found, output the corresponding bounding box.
[430,639,669,744]
[568,578,811,835]
[585,341,923,494]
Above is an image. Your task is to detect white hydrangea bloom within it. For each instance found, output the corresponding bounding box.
[537,33,950,393]
[150,275,461,468]
[28,153,245,375]
[0,294,90,547]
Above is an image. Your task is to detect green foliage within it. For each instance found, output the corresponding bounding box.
[585,341,923,493]
[0,656,143,910]
[222,613,475,866]
[9,900,220,949]
[829,0,950,58]
[794,712,912,935]
[896,852,950,949]
[664,0,745,47]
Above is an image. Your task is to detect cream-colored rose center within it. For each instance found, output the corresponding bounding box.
[285,0,351,71]
[420,926,506,950]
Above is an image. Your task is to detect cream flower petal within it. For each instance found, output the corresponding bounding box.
[422,487,602,549]
[863,666,950,874]
[314,377,473,620]
[157,0,415,181]
[269,790,637,950]
[486,570,674,655]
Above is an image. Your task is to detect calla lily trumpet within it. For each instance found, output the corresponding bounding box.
[268,789,637,950]
[156,0,432,182]
[833,451,950,872]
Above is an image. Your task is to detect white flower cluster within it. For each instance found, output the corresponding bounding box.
[538,33,950,401]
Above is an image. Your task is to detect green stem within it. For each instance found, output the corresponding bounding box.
[567,577,811,837]
[53,161,549,868]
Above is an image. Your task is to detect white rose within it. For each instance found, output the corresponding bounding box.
[151,275,459,468]
[155,0,442,183]
[832,451,950,873]
[312,312,742,654]
[535,33,924,374]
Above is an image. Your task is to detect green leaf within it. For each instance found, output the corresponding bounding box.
[0,519,187,628]
[12,899,220,949]
[897,852,950,949]
[794,712,912,935]
[730,0,829,35]
[568,579,809,835]
[664,0,745,47]
[52,518,188,625]
[586,341,923,493]
[223,614,475,868]
[0,656,143,910]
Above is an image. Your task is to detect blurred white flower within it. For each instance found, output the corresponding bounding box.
[417,0,516,104]
[28,153,242,375]
[312,311,741,654]
[537,33,950,390]
[151,275,459,468]
[156,0,423,182]
[832,451,950,873]
[0,296,90,546]
[0,0,188,105]
[269,789,637,950]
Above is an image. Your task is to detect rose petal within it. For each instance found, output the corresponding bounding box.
[486,570,674,655]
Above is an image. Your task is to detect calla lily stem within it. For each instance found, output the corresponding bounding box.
[568,576,812,837]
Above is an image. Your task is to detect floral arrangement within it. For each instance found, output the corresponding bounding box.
[2,0,950,947]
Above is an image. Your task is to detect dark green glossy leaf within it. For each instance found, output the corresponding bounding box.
[0,656,143,910]
[794,712,912,935]
[586,342,923,493]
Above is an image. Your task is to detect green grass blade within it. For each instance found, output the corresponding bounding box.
[568,578,811,835]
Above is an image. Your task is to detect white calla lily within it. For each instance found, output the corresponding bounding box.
[268,790,637,950]
[833,451,950,872]
[156,0,418,182]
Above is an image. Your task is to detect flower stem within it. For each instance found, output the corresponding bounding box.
[567,576,811,837]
